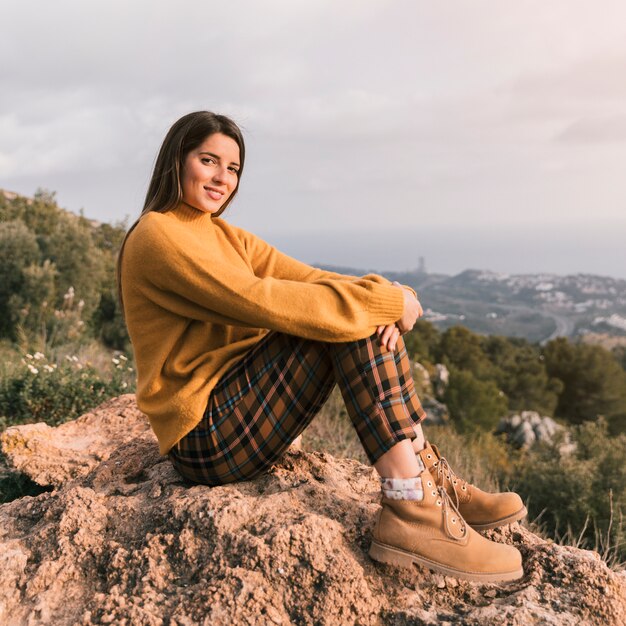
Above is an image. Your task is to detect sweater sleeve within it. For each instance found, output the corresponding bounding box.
[232,224,420,300]
[132,221,406,343]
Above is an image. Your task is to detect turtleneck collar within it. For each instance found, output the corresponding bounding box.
[171,201,217,226]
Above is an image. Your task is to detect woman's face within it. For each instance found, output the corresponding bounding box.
[181,133,241,214]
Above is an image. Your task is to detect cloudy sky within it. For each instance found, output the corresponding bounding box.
[2,0,626,278]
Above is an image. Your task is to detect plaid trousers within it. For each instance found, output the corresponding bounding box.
[167,329,427,486]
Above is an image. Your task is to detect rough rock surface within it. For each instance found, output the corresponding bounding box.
[0,394,151,487]
[1,397,625,626]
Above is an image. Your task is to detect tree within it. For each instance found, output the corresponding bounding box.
[543,338,626,424]
[482,335,562,416]
[90,289,130,351]
[403,319,440,364]
[443,367,508,432]
[435,326,494,380]
[0,220,40,338]
[8,260,57,344]
[44,214,107,318]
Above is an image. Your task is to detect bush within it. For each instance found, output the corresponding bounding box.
[443,367,508,433]
[482,335,562,416]
[403,320,440,365]
[543,338,626,424]
[515,419,626,563]
[0,351,135,429]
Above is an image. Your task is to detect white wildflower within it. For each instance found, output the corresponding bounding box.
[34,352,45,360]
[119,354,128,361]
[26,353,33,360]
[121,382,128,389]
[43,364,55,373]
[112,358,120,365]
[71,356,79,362]
[27,364,39,375]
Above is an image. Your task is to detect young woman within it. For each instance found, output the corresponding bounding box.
[117,111,526,582]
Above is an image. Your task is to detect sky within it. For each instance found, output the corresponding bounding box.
[2,0,626,278]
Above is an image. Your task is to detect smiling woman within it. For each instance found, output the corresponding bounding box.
[116,110,525,584]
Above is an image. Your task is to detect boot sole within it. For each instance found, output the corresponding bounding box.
[468,505,528,531]
[369,540,524,583]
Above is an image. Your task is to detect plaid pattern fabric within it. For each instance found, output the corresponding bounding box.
[167,330,427,485]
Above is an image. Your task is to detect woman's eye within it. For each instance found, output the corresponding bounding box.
[201,157,215,165]
[228,167,240,175]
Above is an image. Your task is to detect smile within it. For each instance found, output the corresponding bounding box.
[204,187,224,201]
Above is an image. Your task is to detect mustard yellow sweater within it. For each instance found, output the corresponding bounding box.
[121,202,414,455]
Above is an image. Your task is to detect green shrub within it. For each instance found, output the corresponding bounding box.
[543,338,626,424]
[482,335,562,416]
[514,419,626,563]
[403,320,440,365]
[0,351,135,429]
[443,367,508,433]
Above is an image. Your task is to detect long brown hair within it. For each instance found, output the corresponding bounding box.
[116,111,246,315]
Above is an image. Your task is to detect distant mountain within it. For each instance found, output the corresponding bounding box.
[319,265,626,344]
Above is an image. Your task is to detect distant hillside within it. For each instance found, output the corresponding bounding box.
[320,265,626,344]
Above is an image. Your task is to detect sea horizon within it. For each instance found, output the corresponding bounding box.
[258,222,626,282]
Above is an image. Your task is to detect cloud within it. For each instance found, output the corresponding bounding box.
[1,0,626,245]
[556,114,626,144]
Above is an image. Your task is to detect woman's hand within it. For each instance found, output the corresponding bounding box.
[376,323,401,351]
[376,282,423,351]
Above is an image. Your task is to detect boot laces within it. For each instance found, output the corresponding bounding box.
[438,485,467,540]
[433,456,468,510]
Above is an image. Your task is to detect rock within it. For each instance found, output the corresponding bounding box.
[433,363,449,396]
[0,394,151,487]
[410,361,431,390]
[543,417,559,437]
[420,397,450,426]
[497,411,575,453]
[1,396,625,625]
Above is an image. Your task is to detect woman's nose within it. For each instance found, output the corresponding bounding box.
[212,166,227,183]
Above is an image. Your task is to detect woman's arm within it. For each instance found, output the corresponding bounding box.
[128,220,406,343]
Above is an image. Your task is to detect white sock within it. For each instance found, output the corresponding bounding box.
[380,456,426,501]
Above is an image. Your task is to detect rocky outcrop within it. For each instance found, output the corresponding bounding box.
[0,395,151,487]
[409,361,450,425]
[495,411,576,453]
[420,396,450,425]
[433,363,450,396]
[1,397,625,625]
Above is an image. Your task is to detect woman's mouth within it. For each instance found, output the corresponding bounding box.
[204,187,224,201]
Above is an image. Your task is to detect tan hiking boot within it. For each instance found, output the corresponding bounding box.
[418,441,527,530]
[369,468,523,582]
